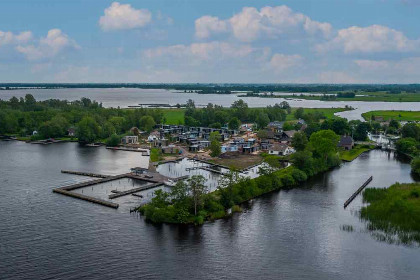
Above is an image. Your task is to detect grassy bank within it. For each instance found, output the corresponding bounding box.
[362,110,420,122]
[150,148,163,162]
[339,144,375,162]
[361,183,420,244]
[257,91,420,102]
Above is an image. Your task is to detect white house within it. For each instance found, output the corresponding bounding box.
[268,143,295,156]
[147,131,160,142]
[121,136,139,145]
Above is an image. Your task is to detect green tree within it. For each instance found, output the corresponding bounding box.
[76,116,100,143]
[139,115,155,132]
[106,133,121,147]
[294,107,304,119]
[230,99,248,121]
[396,138,418,156]
[331,118,349,136]
[218,170,240,208]
[401,123,420,140]
[209,131,221,157]
[187,175,207,215]
[291,131,308,151]
[389,119,400,130]
[309,129,340,159]
[256,113,270,129]
[353,122,370,141]
[411,157,420,176]
[228,117,241,130]
[109,116,126,134]
[282,122,293,131]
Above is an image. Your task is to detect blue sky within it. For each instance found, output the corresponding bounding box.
[1,0,420,83]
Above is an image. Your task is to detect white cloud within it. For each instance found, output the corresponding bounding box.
[143,41,254,60]
[0,30,32,46]
[317,71,362,83]
[317,25,419,53]
[354,59,390,69]
[195,5,332,42]
[269,54,303,71]
[195,16,228,38]
[99,2,152,31]
[16,29,79,60]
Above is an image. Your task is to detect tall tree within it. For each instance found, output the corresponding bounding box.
[187,175,207,215]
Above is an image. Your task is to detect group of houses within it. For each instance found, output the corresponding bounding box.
[118,120,355,157]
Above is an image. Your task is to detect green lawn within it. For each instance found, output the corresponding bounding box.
[162,109,185,125]
[362,110,420,121]
[286,108,350,121]
[150,148,163,162]
[339,144,375,162]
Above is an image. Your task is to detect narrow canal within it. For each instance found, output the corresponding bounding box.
[0,141,419,279]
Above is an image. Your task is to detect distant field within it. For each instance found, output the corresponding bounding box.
[273,91,420,102]
[362,110,420,121]
[161,107,348,124]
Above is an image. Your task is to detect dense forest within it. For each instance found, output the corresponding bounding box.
[0,94,163,142]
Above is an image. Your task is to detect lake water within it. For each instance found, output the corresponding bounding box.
[1,88,420,120]
[1,141,420,279]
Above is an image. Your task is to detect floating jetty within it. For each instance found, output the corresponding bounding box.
[108,182,163,199]
[344,176,373,208]
[53,169,189,208]
[61,170,110,178]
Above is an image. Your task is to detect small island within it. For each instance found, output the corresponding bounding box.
[361,183,420,245]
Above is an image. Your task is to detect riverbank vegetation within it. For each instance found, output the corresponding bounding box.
[361,183,420,245]
[362,111,420,122]
[339,144,376,162]
[240,91,420,102]
[0,95,351,144]
[139,129,341,224]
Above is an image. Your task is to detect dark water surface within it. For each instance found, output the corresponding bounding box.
[1,141,419,279]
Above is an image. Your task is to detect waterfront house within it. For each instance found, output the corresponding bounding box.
[268,143,295,156]
[147,131,160,142]
[67,128,75,137]
[121,135,139,145]
[338,135,354,150]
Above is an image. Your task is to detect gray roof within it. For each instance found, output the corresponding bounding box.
[339,135,354,146]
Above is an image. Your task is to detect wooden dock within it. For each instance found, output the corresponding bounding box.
[53,188,119,208]
[54,169,190,208]
[61,170,110,178]
[108,183,163,199]
[344,176,373,208]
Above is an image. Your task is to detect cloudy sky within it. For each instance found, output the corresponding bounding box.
[1,0,420,83]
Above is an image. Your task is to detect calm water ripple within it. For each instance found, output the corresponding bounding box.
[0,141,419,279]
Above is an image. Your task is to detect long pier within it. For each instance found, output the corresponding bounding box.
[108,182,163,199]
[54,169,190,208]
[344,176,373,208]
[53,188,119,208]
[61,170,110,178]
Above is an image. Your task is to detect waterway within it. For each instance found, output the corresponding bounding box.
[1,88,420,120]
[0,141,419,279]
